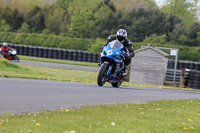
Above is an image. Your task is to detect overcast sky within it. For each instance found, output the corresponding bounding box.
[154,0,166,7]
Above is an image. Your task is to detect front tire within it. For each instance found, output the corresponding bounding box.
[97,63,109,86]
[13,55,20,62]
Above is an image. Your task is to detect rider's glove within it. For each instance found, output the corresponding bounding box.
[123,52,131,60]
[101,46,105,50]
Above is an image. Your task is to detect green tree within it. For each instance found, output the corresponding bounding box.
[143,34,167,44]
[45,6,66,34]
[18,23,33,33]
[197,32,200,45]
[10,9,24,31]
[68,6,95,38]
[89,38,105,53]
[187,22,200,46]
[56,0,73,9]
[111,0,158,12]
[125,9,172,42]
[0,8,24,31]
[92,3,114,38]
[25,6,46,32]
[67,0,105,38]
[7,0,48,15]
[0,0,6,9]
[161,0,199,27]
[169,23,187,42]
[177,35,187,45]
[0,19,11,31]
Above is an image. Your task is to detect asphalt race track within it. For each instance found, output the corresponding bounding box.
[0,77,200,114]
[17,60,100,71]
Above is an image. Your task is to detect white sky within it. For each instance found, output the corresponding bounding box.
[154,0,200,7]
[154,0,200,19]
[154,0,166,7]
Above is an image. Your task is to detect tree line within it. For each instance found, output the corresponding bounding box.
[0,0,200,47]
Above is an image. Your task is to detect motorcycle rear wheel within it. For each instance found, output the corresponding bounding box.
[97,63,109,86]
[111,81,122,88]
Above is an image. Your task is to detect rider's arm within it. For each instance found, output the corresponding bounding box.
[7,47,12,50]
[127,40,135,57]
[105,35,116,46]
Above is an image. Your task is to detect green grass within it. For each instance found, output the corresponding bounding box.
[0,99,199,133]
[0,58,199,91]
[19,55,99,67]
[16,56,199,90]
[0,58,98,83]
[0,59,199,132]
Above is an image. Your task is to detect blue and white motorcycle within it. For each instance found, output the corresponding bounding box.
[97,40,128,87]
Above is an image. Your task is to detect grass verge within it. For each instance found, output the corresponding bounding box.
[0,99,200,133]
[19,55,98,67]
[0,58,199,91]
[0,58,98,83]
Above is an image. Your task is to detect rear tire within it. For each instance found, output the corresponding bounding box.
[97,63,109,86]
[111,81,122,88]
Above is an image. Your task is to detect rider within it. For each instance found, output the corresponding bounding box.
[0,42,12,58]
[104,29,135,75]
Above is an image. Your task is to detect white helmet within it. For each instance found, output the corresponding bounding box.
[116,29,127,42]
[3,42,8,47]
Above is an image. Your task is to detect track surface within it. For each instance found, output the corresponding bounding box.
[18,60,99,71]
[0,77,199,114]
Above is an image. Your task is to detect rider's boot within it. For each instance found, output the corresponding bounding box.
[122,66,128,76]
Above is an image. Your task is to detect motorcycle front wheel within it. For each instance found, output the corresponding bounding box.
[97,63,109,86]
[13,55,20,62]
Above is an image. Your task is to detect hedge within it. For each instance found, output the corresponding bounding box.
[89,40,200,62]
[0,32,94,51]
[0,32,200,62]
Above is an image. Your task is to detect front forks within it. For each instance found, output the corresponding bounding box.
[106,65,113,75]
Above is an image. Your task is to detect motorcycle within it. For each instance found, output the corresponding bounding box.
[97,40,128,88]
[0,49,20,62]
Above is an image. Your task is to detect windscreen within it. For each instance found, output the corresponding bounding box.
[109,40,123,49]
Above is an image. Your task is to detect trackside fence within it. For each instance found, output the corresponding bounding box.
[1,43,199,89]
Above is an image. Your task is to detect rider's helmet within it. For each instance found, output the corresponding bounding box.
[2,42,8,47]
[116,29,127,43]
